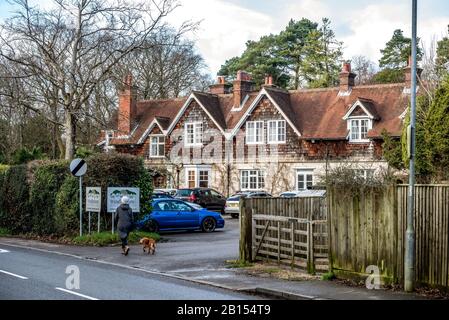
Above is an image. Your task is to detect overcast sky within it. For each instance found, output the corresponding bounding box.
[1,0,448,76]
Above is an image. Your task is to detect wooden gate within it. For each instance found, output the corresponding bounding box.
[239,197,328,273]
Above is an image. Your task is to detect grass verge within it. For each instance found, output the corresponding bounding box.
[71,231,160,246]
[0,227,11,237]
[321,271,336,281]
[225,259,254,268]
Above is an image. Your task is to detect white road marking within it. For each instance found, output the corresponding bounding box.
[0,249,10,253]
[55,287,99,300]
[0,269,28,280]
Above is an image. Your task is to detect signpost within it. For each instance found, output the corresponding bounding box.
[86,187,101,234]
[70,158,87,237]
[107,187,140,234]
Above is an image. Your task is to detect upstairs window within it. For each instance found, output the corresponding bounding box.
[246,121,264,144]
[149,135,165,158]
[349,119,370,142]
[267,120,286,144]
[185,122,203,146]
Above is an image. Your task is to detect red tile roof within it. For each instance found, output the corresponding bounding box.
[106,82,410,145]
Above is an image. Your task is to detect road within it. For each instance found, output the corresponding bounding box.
[0,243,259,300]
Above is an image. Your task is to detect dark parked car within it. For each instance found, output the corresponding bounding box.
[136,199,225,233]
[174,188,226,214]
[225,191,272,218]
[151,191,173,200]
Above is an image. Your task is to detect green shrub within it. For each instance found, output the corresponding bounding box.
[54,175,79,235]
[12,147,46,165]
[30,161,70,235]
[0,153,154,239]
[0,165,32,233]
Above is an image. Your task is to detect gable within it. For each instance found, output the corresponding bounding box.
[230,88,302,138]
[348,105,369,117]
[170,99,222,134]
[167,93,226,135]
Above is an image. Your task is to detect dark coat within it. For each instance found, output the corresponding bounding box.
[114,204,134,240]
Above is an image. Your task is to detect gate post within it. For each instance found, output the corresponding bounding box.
[239,198,253,262]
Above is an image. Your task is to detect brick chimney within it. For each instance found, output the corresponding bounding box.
[233,70,254,108]
[118,73,137,135]
[404,56,423,87]
[209,76,232,94]
[339,62,356,92]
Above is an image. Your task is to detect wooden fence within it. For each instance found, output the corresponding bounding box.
[239,197,328,274]
[329,184,449,289]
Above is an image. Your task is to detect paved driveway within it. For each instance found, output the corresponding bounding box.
[152,216,239,272]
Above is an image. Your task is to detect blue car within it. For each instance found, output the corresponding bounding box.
[136,199,225,233]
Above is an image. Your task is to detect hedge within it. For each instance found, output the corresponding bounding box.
[0,152,153,237]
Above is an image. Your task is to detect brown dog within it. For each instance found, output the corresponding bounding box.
[139,237,156,255]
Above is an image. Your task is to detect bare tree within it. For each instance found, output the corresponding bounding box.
[0,0,193,160]
[115,27,211,100]
[351,55,376,85]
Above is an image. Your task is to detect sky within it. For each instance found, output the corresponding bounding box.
[0,0,448,76]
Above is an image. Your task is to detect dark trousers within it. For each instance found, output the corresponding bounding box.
[121,234,129,248]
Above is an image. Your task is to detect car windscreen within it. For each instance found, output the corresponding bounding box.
[176,189,193,197]
[228,194,248,201]
[281,193,296,197]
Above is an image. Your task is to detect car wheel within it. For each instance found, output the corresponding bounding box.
[202,217,216,233]
[231,213,239,219]
[145,219,159,233]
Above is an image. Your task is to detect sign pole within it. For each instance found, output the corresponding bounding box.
[88,212,91,234]
[79,176,83,237]
[98,212,100,233]
[112,212,115,234]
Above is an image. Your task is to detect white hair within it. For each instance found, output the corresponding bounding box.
[121,196,130,204]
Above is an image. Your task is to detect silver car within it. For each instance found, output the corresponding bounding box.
[225,191,272,218]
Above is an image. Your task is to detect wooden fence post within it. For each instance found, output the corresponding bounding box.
[239,198,253,262]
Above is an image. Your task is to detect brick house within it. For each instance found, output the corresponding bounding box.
[98,63,417,196]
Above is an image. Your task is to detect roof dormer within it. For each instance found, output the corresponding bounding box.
[343,98,379,143]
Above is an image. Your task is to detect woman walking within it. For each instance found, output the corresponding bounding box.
[114,196,134,255]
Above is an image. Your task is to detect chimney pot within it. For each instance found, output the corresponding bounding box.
[209,76,231,94]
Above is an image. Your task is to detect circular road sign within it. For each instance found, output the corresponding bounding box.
[70,158,87,177]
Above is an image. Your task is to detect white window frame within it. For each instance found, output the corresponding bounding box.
[184,122,203,147]
[240,170,265,191]
[296,169,314,191]
[149,135,165,158]
[184,165,211,188]
[267,120,286,144]
[246,121,264,145]
[353,169,375,181]
[348,117,371,143]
